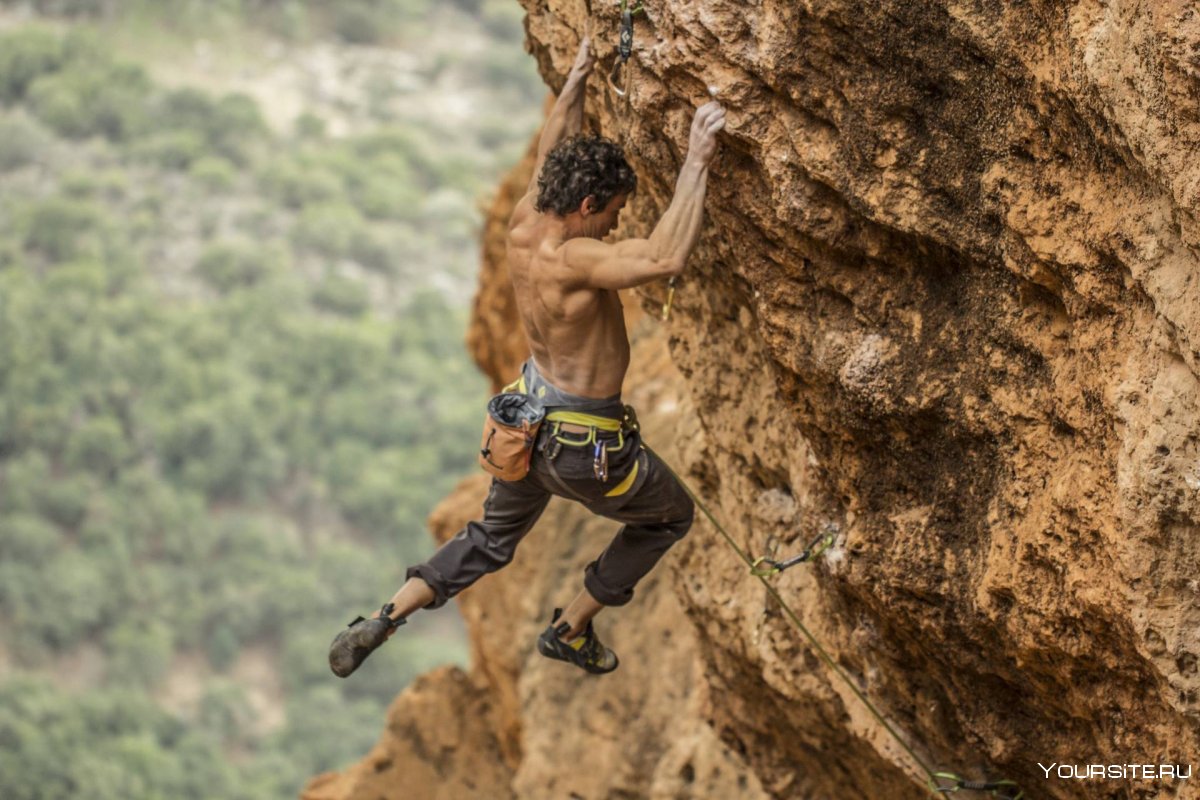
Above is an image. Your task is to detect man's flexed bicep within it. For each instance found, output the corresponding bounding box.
[563,237,682,291]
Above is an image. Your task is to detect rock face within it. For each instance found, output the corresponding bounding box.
[305,2,1200,798]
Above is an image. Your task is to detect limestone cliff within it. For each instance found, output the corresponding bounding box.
[305,2,1200,798]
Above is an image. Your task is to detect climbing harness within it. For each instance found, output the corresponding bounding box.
[499,371,639,497]
[608,0,644,98]
[750,524,837,577]
[631,425,1022,799]
[931,773,1024,799]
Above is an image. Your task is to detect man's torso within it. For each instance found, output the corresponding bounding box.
[505,196,630,398]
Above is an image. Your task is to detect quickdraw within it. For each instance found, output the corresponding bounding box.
[931,773,1024,800]
[750,524,837,577]
[608,0,644,98]
[661,275,677,320]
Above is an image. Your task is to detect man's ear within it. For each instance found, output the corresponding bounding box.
[580,195,597,216]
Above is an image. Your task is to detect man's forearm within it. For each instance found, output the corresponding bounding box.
[562,77,585,137]
[538,75,587,155]
[647,158,709,270]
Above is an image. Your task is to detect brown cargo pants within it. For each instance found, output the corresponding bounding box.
[405,418,694,609]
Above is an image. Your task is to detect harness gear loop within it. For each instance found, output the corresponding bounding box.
[750,523,838,577]
[608,0,644,98]
[661,275,677,320]
[930,773,1024,799]
[621,403,640,434]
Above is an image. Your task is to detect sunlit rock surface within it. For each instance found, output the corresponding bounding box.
[306,1,1200,798]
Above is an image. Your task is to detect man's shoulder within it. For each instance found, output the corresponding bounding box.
[508,189,540,233]
[515,238,598,300]
[558,236,611,269]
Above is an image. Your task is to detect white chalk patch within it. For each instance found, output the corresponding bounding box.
[1185,461,1200,490]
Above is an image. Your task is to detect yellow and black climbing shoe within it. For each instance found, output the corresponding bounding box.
[328,602,406,678]
[536,607,619,675]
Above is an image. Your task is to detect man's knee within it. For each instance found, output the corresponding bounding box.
[481,547,517,573]
[584,560,634,607]
[665,486,695,540]
[453,524,523,580]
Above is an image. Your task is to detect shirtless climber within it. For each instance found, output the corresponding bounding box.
[330,33,725,677]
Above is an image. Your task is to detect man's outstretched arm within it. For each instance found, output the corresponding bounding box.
[565,101,727,290]
[527,32,595,195]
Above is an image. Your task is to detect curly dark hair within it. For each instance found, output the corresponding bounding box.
[534,135,637,216]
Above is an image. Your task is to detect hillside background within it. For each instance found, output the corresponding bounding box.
[0,1,543,798]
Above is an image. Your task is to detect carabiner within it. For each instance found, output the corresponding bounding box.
[749,525,838,577]
[608,0,643,97]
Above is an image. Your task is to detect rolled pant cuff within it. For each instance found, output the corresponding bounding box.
[584,560,634,607]
[405,563,451,610]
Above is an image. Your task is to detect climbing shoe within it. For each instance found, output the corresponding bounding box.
[536,607,619,675]
[328,602,406,678]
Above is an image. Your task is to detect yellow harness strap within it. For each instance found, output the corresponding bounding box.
[603,458,638,497]
[506,375,622,428]
[544,410,623,431]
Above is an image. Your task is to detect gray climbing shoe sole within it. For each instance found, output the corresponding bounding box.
[329,603,406,678]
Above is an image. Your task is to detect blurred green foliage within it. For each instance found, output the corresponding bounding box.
[0,676,286,800]
[0,112,53,170]
[2,0,448,45]
[0,2,542,795]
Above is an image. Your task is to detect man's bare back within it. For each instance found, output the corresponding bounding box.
[506,191,632,398]
[502,33,725,399]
